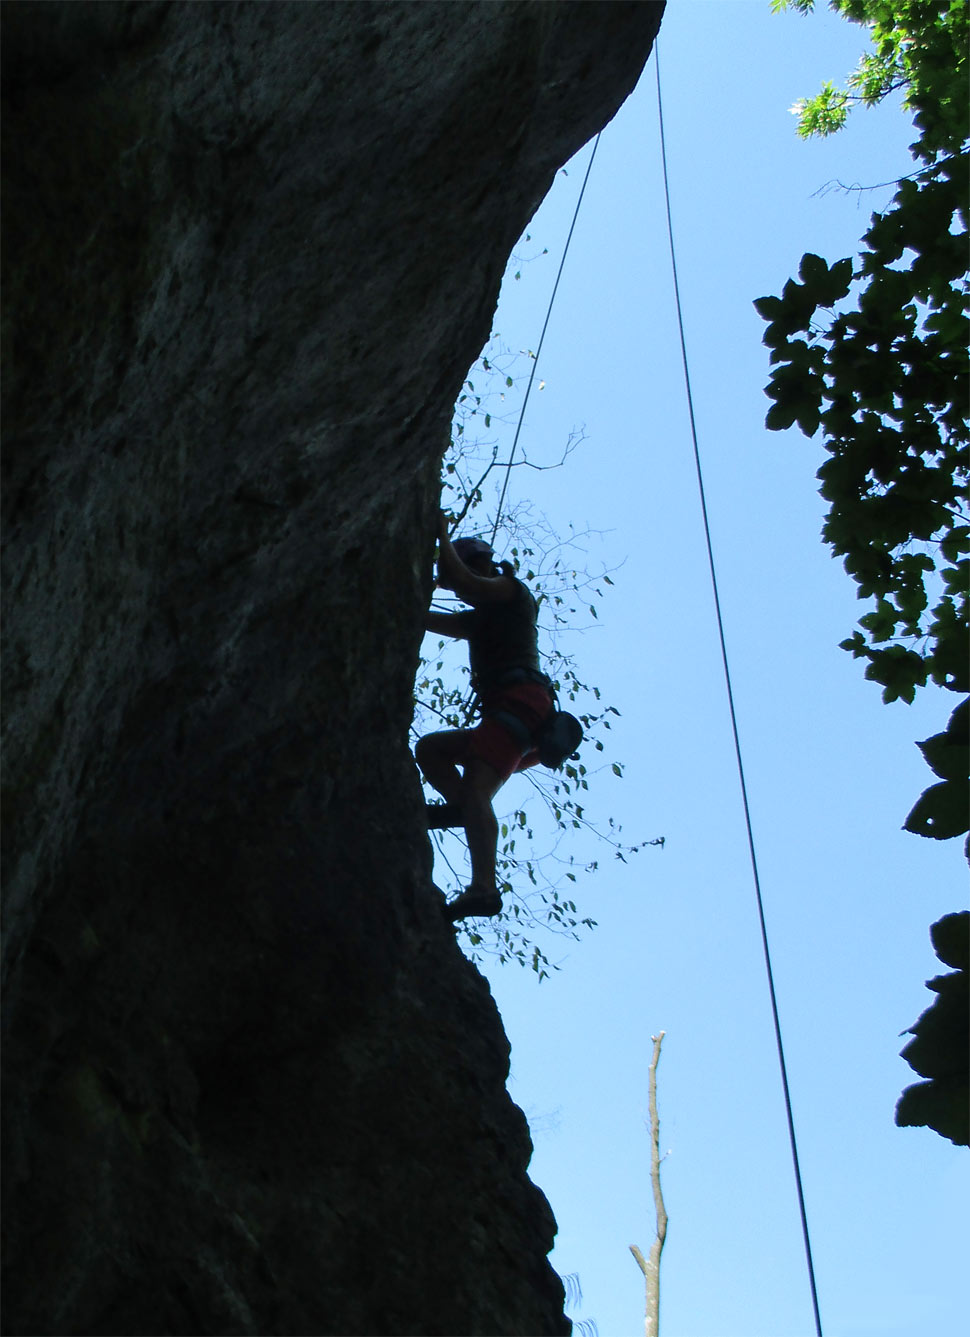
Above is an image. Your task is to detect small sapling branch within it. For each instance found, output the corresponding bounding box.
[630,1031,668,1337]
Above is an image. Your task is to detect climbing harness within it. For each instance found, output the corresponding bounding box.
[655,43,823,1337]
[488,698,584,771]
[476,667,584,770]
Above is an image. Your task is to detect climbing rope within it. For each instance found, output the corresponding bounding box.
[450,75,824,1336]
[489,131,603,545]
[654,44,824,1337]
[443,57,828,1331]
[443,133,602,727]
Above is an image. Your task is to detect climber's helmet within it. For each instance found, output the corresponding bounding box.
[452,536,495,574]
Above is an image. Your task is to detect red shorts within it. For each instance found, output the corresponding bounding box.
[465,682,554,784]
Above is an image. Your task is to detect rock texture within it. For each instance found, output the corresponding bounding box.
[1,3,662,1333]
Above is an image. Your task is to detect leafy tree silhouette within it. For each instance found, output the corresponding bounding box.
[762,0,968,1141]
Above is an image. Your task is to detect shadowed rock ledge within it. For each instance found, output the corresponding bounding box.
[1,3,662,1333]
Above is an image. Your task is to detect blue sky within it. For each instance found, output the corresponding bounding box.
[421,3,968,1334]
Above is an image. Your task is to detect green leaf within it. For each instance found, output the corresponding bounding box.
[932,911,970,974]
[917,732,968,784]
[895,1076,970,1146]
[903,778,970,841]
[765,400,799,432]
[753,295,785,321]
[798,251,829,287]
[827,256,854,302]
[896,911,969,1147]
[795,401,821,437]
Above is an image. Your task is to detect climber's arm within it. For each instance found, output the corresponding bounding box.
[437,515,514,607]
[426,610,471,639]
[441,562,515,607]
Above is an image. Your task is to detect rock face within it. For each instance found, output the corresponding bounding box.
[1,3,661,1333]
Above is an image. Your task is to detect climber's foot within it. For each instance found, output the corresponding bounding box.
[445,886,502,922]
[426,801,464,830]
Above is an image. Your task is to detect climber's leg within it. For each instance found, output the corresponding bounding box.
[459,755,504,896]
[441,756,506,921]
[425,800,464,830]
[416,729,509,919]
[415,730,470,807]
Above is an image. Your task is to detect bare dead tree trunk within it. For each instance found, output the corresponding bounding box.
[630,1031,668,1337]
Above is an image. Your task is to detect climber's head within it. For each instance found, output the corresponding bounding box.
[451,536,495,576]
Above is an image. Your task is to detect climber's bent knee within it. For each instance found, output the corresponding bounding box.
[416,729,471,771]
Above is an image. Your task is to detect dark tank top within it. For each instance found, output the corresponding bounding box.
[464,579,541,693]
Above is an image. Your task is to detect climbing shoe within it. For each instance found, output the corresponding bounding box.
[426,801,464,829]
[445,887,502,921]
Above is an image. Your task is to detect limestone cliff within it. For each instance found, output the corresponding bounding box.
[1,3,662,1333]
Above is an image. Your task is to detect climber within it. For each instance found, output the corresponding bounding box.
[416,510,554,923]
